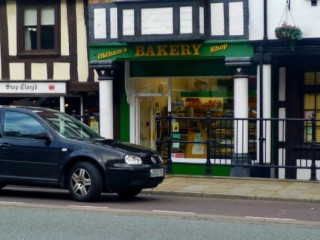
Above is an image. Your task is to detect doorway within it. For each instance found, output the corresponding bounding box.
[136,96,168,150]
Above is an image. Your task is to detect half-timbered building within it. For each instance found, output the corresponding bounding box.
[0,0,99,131]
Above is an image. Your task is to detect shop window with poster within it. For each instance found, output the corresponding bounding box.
[171,77,256,160]
[304,72,320,143]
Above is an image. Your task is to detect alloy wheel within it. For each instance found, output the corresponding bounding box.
[71,168,92,197]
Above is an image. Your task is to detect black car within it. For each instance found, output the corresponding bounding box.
[0,106,165,201]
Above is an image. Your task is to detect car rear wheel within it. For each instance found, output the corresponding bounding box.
[68,162,103,202]
[116,188,142,199]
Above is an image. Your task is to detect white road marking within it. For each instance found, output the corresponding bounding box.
[0,201,25,205]
[152,210,196,215]
[245,216,296,221]
[68,205,109,209]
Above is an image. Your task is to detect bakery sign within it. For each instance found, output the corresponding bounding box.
[0,82,67,94]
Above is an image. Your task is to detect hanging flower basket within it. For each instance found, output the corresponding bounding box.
[275,22,303,41]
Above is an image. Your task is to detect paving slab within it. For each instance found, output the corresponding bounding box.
[143,175,320,202]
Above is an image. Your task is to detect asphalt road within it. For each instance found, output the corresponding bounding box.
[1,185,320,225]
[1,205,320,240]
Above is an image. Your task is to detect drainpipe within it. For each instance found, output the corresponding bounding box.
[259,0,268,164]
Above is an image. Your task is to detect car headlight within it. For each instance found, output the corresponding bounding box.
[158,155,163,163]
[125,155,142,165]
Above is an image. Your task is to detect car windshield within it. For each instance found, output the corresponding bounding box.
[36,111,102,140]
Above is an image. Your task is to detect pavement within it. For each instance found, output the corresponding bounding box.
[143,175,320,203]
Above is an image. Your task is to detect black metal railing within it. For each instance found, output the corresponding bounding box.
[156,112,320,180]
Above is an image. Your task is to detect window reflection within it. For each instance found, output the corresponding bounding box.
[4,112,46,139]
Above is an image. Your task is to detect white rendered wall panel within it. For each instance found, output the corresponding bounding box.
[94,8,107,39]
[76,0,89,83]
[7,1,17,56]
[229,2,244,36]
[10,63,25,80]
[141,8,173,35]
[31,63,47,80]
[53,63,70,80]
[199,7,204,34]
[249,0,263,40]
[180,6,192,34]
[211,3,224,36]
[110,8,118,39]
[123,9,135,36]
[61,0,69,56]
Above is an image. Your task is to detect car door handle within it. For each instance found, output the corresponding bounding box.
[0,143,11,149]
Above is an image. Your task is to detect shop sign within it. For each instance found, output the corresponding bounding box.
[135,44,202,57]
[210,44,228,53]
[90,41,253,61]
[0,82,67,94]
[97,47,128,60]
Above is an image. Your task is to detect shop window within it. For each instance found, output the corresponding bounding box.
[18,1,59,55]
[172,77,235,118]
[170,77,256,160]
[304,72,320,143]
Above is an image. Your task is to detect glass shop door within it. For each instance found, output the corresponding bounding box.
[136,96,168,150]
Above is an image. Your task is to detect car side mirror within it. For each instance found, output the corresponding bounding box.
[34,132,53,145]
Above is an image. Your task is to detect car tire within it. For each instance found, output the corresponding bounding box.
[68,162,103,202]
[0,184,7,189]
[116,188,142,199]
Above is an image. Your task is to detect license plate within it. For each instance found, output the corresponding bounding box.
[150,169,164,177]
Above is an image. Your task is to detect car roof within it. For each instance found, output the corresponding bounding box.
[0,105,60,114]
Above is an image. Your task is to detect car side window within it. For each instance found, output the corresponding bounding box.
[4,111,47,139]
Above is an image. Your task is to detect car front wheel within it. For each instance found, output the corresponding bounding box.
[116,188,142,199]
[68,162,103,202]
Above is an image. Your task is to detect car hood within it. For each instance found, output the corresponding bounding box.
[88,139,158,156]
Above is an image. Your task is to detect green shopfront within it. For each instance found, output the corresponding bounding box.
[88,0,255,176]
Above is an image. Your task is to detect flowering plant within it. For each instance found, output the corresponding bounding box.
[275,22,303,41]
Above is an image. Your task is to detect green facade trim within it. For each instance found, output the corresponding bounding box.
[211,166,231,176]
[172,164,206,175]
[172,164,231,176]
[89,39,249,48]
[90,40,253,62]
[130,59,256,77]
[130,59,233,77]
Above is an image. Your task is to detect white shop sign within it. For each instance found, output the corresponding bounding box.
[0,82,67,94]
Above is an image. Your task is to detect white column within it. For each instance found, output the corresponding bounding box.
[234,77,248,153]
[257,64,272,163]
[60,96,65,113]
[99,80,113,139]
